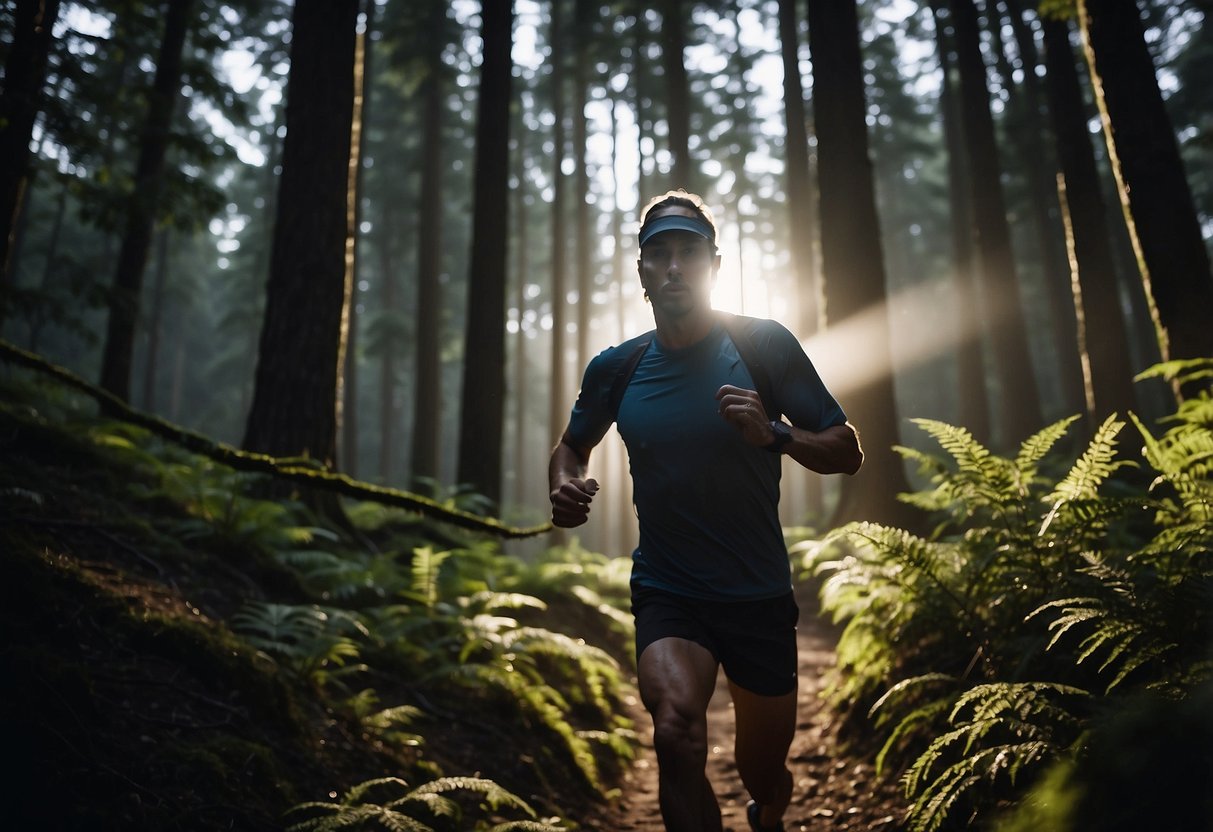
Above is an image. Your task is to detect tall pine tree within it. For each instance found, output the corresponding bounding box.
[243,0,359,464]
[456,0,514,505]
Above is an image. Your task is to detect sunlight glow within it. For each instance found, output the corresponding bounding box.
[802,280,990,400]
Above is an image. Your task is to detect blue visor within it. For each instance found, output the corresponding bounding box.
[639,214,716,248]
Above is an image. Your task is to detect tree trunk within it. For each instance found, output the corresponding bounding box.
[27,177,68,352]
[632,4,650,203]
[341,3,375,479]
[99,0,193,402]
[511,100,531,510]
[0,0,62,290]
[1078,0,1213,372]
[456,0,514,506]
[947,0,1043,446]
[660,0,692,191]
[547,0,570,449]
[807,0,914,527]
[779,0,818,331]
[140,227,171,412]
[573,0,593,372]
[781,0,829,528]
[1040,15,1138,420]
[6,166,36,297]
[930,0,991,442]
[378,201,399,483]
[243,0,359,464]
[411,17,445,485]
[241,104,284,423]
[991,0,1085,416]
[606,94,629,557]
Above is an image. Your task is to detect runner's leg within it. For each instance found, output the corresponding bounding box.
[730,680,797,828]
[638,636,722,832]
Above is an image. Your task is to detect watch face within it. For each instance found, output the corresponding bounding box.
[767,420,792,452]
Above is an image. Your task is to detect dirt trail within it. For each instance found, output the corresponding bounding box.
[580,589,907,831]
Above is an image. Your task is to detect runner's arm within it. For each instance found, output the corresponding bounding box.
[548,431,600,528]
[783,421,862,475]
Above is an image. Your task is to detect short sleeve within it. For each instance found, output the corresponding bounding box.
[566,333,652,451]
[752,319,847,432]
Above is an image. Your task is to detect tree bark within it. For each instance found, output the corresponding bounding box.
[779,0,818,332]
[1040,15,1138,420]
[930,0,991,442]
[947,0,1043,446]
[23,177,66,352]
[140,227,171,412]
[660,0,692,191]
[807,0,914,527]
[547,0,570,449]
[243,0,359,464]
[456,0,514,506]
[341,2,376,479]
[573,0,593,372]
[378,201,399,483]
[992,0,1086,415]
[0,0,62,290]
[511,99,531,509]
[1078,0,1213,371]
[99,0,193,402]
[411,3,446,484]
[632,4,650,203]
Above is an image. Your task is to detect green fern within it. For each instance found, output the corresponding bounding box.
[230,602,365,687]
[284,776,562,832]
[868,673,958,775]
[405,546,453,611]
[902,683,1088,831]
[1040,415,1133,535]
[1015,416,1082,481]
[446,662,601,792]
[1133,357,1213,388]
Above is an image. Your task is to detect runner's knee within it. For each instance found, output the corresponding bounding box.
[651,701,708,762]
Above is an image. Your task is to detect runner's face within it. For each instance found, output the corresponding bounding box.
[638,208,719,317]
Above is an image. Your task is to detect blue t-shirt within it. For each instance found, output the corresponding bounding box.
[567,316,847,602]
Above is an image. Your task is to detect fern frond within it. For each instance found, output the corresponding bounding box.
[406,776,535,816]
[1027,597,1104,651]
[445,664,600,790]
[342,777,412,805]
[876,698,953,776]
[1016,416,1081,478]
[488,822,566,832]
[391,792,458,819]
[907,741,1056,832]
[363,704,423,731]
[911,418,993,473]
[1133,357,1213,387]
[230,602,325,655]
[408,546,452,609]
[870,673,958,721]
[1045,414,1129,501]
[951,682,1087,727]
[568,584,635,633]
[465,590,548,614]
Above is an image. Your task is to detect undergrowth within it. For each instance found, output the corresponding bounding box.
[798,359,1213,832]
[0,371,637,830]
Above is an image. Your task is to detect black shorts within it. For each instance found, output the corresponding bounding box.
[631,583,799,696]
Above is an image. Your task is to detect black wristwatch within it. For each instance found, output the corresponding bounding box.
[764,420,793,453]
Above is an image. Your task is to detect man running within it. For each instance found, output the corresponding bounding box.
[549,190,862,831]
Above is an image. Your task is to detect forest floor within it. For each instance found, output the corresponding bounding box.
[577,583,909,832]
[1,378,910,830]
